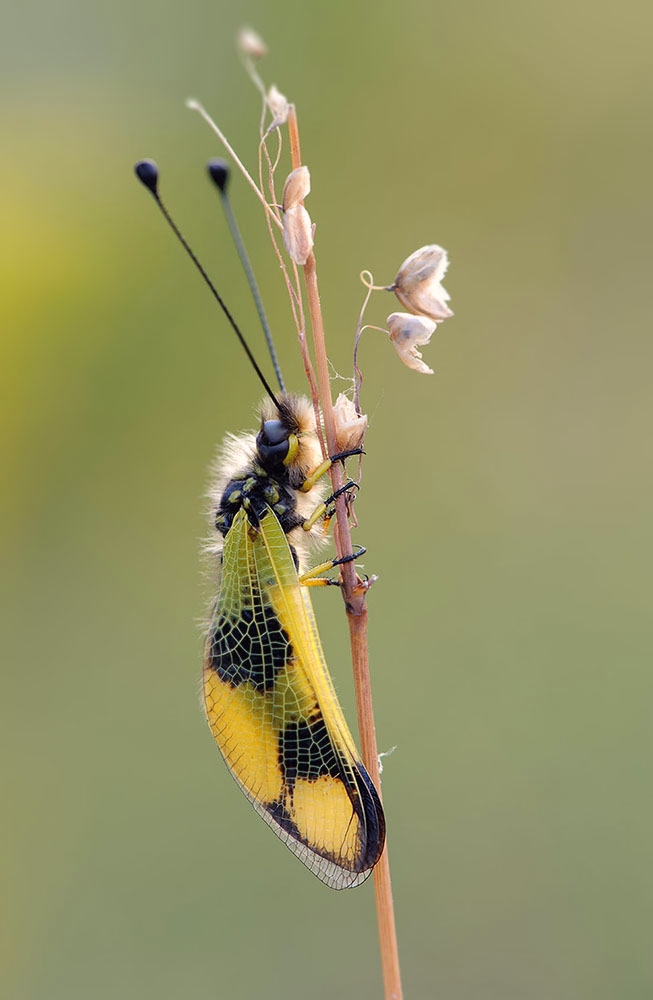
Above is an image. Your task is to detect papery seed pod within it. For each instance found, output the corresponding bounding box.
[393,245,453,322]
[283,206,314,265]
[386,312,437,375]
[282,167,313,264]
[282,166,311,211]
[334,393,368,452]
[267,85,289,125]
[237,27,267,60]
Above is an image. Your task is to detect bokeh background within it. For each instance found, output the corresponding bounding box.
[4,1,653,997]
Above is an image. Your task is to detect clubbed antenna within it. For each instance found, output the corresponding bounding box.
[207,158,286,394]
[134,158,280,409]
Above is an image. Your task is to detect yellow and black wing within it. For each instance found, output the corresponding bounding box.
[203,506,385,889]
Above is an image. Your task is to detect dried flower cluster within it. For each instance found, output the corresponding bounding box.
[193,26,454,431]
[282,166,313,265]
[386,244,453,375]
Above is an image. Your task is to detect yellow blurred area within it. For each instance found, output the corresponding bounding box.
[4,1,653,998]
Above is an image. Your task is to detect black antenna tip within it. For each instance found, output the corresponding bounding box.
[207,158,229,193]
[135,159,159,196]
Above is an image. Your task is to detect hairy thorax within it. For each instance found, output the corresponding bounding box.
[206,395,328,572]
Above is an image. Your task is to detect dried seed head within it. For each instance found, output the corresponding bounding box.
[237,27,267,60]
[386,312,437,375]
[266,85,289,125]
[283,206,314,265]
[393,245,453,322]
[282,166,311,211]
[282,167,313,264]
[334,393,368,452]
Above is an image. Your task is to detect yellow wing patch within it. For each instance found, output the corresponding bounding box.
[203,506,385,889]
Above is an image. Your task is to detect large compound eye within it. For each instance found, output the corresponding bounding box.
[260,419,287,446]
[257,419,290,466]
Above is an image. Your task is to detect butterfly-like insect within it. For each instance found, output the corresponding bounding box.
[135,159,385,888]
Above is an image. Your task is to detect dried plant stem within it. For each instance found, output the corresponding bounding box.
[186,99,282,232]
[288,106,403,1000]
[256,134,323,435]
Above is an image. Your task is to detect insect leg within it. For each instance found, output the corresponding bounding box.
[302,481,359,533]
[299,545,367,588]
[299,447,364,493]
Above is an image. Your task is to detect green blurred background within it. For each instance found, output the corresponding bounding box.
[4,1,653,997]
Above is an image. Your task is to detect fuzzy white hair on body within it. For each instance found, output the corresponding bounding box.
[203,397,330,588]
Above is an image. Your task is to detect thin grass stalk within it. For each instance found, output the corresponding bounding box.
[288,105,404,1000]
